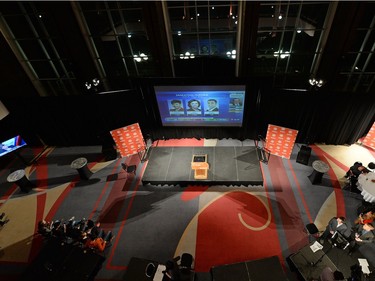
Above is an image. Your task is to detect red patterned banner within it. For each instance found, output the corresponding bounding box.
[110,123,145,158]
[362,122,375,150]
[265,124,298,159]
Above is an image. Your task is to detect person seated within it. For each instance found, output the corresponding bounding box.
[0,212,9,227]
[320,267,345,281]
[348,223,375,255]
[162,260,181,281]
[320,217,350,243]
[354,210,375,225]
[38,219,52,237]
[51,220,66,239]
[85,236,107,252]
[345,162,369,192]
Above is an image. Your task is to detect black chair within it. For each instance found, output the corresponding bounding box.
[121,163,137,175]
[305,223,320,242]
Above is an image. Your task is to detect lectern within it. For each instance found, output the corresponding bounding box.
[191,154,209,180]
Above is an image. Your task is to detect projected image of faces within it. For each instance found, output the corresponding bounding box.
[205,99,219,114]
[154,85,246,127]
[187,99,202,114]
[169,99,185,115]
[229,97,243,112]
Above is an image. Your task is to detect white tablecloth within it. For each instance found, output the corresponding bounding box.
[358,172,375,203]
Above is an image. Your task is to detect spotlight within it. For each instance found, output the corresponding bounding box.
[85,82,92,90]
[92,78,100,87]
[309,78,324,87]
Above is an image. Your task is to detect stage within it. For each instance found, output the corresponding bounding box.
[142,146,263,186]
[210,256,288,281]
[288,241,359,281]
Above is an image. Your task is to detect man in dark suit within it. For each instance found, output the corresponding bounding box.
[348,223,375,254]
[320,217,351,243]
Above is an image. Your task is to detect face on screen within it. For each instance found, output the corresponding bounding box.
[154,85,246,127]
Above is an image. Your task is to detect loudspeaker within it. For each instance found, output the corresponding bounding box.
[296,145,311,165]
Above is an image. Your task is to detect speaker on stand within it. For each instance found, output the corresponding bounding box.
[296,145,311,165]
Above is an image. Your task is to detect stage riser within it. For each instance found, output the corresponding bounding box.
[143,181,263,187]
[142,146,263,187]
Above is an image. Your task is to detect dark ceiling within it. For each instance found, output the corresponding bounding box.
[0,1,374,98]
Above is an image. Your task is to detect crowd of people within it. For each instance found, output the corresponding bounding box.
[37,216,114,254]
[315,161,375,280]
[344,161,375,193]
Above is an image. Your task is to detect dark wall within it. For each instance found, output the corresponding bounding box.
[0,90,147,146]
[0,78,374,147]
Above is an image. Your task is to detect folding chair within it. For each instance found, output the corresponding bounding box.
[121,163,137,175]
[305,223,320,242]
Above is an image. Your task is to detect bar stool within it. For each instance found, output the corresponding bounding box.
[7,169,34,192]
[71,157,92,180]
[305,223,320,242]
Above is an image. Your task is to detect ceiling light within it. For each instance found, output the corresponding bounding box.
[297,29,302,33]
[85,82,92,90]
[92,78,100,86]
[212,7,214,10]
[309,78,324,87]
[128,34,132,38]
[278,15,283,20]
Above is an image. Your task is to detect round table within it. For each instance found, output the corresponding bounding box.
[71,157,92,180]
[358,172,375,203]
[308,160,330,185]
[7,169,34,192]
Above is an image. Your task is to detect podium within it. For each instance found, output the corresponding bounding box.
[191,154,209,180]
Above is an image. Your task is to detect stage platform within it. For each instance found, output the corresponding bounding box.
[211,256,288,281]
[288,241,358,281]
[142,146,263,186]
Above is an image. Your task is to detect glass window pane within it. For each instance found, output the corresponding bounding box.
[83,11,112,36]
[3,15,34,38]
[18,39,46,59]
[93,37,122,59]
[300,2,329,30]
[30,61,56,79]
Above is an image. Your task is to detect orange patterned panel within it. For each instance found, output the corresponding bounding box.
[362,122,375,150]
[110,123,145,158]
[265,124,298,159]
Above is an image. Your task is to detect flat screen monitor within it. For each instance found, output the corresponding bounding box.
[154,85,246,127]
[0,135,27,157]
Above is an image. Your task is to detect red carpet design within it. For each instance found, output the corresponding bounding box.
[195,191,282,272]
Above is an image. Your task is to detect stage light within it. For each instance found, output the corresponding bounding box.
[92,78,100,86]
[309,78,324,87]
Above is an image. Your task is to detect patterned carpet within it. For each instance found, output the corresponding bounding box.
[0,139,374,281]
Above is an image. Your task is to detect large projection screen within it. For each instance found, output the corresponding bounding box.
[154,85,246,127]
